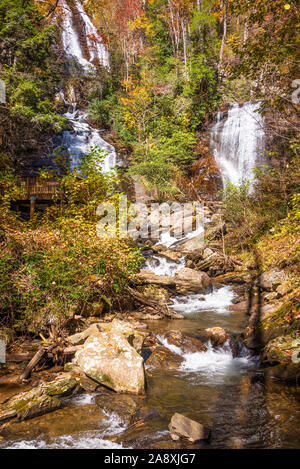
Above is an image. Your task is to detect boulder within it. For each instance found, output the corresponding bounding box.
[174,267,211,294]
[146,346,183,370]
[74,332,145,394]
[259,269,286,292]
[169,413,210,443]
[137,269,176,287]
[104,318,148,354]
[163,331,207,353]
[203,327,230,347]
[264,363,300,382]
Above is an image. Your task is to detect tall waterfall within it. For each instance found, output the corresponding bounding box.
[210,101,265,187]
[56,0,116,172]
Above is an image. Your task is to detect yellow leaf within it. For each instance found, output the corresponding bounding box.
[284,4,291,9]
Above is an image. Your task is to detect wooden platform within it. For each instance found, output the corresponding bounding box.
[17,177,61,201]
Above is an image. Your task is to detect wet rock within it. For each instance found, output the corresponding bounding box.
[259,269,286,292]
[169,413,210,443]
[95,392,139,424]
[74,332,146,394]
[264,363,300,382]
[174,268,211,294]
[146,346,183,370]
[65,364,100,391]
[203,327,230,347]
[163,331,207,353]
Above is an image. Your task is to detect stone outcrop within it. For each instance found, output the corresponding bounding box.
[74,327,146,395]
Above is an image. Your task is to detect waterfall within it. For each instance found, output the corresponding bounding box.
[210,101,265,187]
[57,0,116,172]
[60,0,109,70]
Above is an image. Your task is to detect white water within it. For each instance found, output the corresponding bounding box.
[58,1,117,172]
[5,410,126,449]
[144,255,185,276]
[60,0,109,70]
[62,109,117,171]
[171,286,236,315]
[158,335,255,385]
[210,101,265,187]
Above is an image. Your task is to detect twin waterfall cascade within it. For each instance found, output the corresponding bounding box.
[57,0,116,172]
[210,101,265,187]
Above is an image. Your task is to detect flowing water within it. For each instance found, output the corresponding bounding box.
[57,0,117,172]
[1,2,299,450]
[210,101,265,187]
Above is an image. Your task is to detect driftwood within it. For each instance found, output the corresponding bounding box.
[19,348,46,382]
[128,287,184,320]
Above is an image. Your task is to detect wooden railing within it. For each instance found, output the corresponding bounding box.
[17,177,61,200]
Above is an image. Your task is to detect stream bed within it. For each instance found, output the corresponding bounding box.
[1,287,300,450]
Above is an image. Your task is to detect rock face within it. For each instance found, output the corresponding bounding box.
[169,413,210,443]
[138,269,176,287]
[74,330,146,395]
[259,269,286,292]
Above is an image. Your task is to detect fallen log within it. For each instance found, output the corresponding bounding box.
[128,287,184,320]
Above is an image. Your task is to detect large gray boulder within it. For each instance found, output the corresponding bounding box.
[259,269,286,292]
[169,413,210,442]
[74,331,146,395]
[174,267,211,294]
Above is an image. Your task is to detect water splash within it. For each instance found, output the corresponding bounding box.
[144,255,185,277]
[171,286,236,316]
[210,101,265,187]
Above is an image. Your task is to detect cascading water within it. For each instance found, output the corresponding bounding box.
[210,101,265,187]
[57,0,117,172]
[59,0,109,70]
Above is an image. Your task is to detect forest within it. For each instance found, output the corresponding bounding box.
[0,0,299,451]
